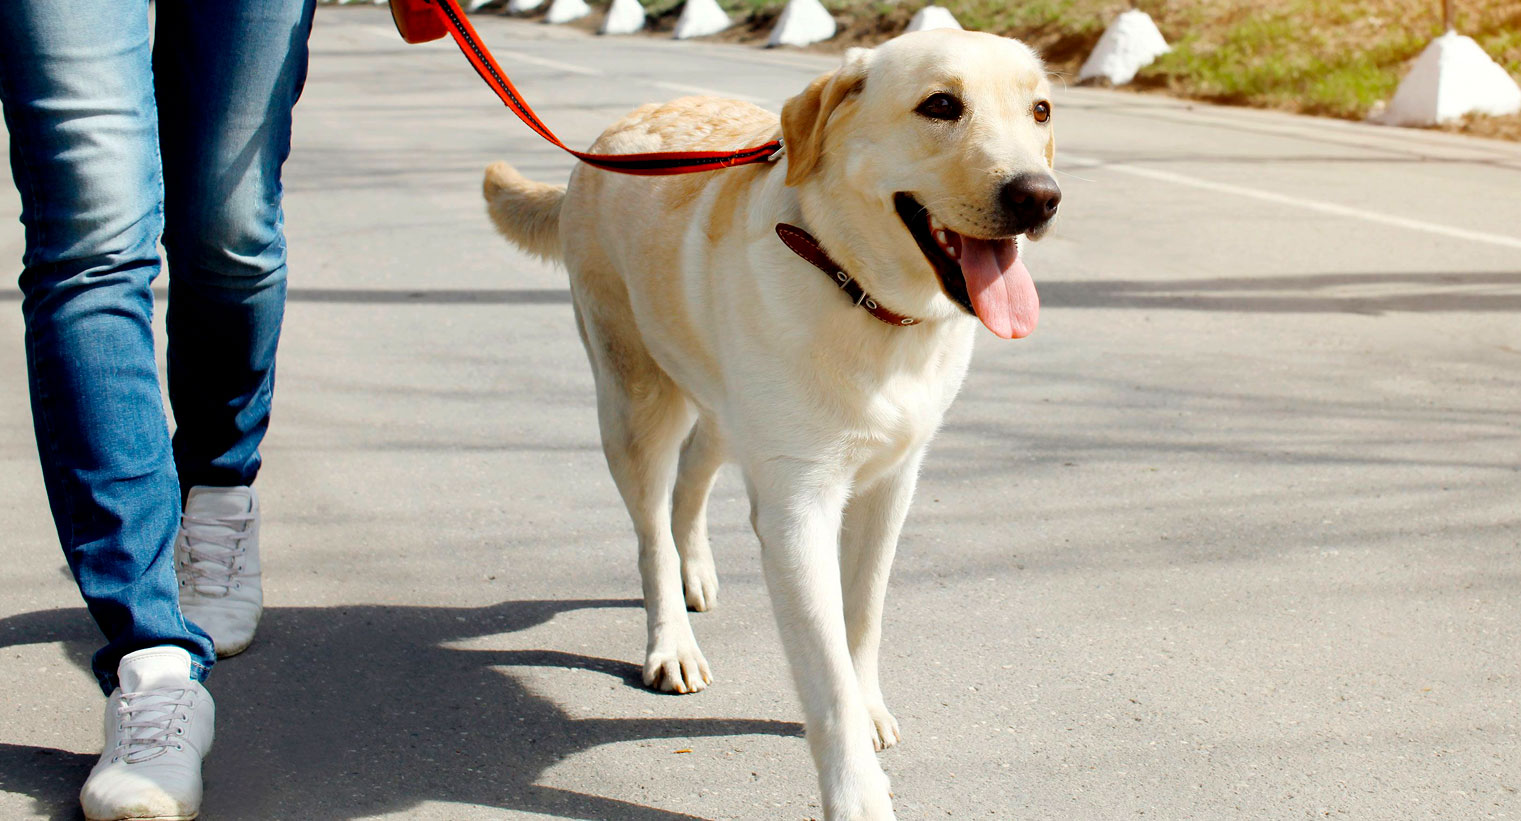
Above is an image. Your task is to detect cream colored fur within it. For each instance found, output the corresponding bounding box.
[483,29,1054,821]
[483,163,564,261]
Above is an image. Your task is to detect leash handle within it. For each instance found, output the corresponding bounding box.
[390,0,785,176]
[391,0,449,43]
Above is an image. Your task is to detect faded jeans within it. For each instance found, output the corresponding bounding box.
[0,0,314,693]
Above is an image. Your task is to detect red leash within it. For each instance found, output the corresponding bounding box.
[390,0,784,176]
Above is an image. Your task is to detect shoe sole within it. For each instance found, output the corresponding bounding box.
[85,808,197,814]
[214,640,252,659]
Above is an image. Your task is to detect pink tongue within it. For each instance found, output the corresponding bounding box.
[957,235,1038,339]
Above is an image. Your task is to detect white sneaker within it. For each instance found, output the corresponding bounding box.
[175,486,262,658]
[80,646,215,821]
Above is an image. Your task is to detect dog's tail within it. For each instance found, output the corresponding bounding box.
[483,161,566,262]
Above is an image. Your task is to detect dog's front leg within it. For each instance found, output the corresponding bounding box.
[747,461,895,821]
[841,450,924,752]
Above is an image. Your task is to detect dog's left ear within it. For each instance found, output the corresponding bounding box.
[781,48,870,187]
[1045,123,1056,169]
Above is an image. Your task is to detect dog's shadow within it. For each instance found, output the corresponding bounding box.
[0,600,802,820]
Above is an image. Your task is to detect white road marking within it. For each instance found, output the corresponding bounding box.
[652,81,772,105]
[361,24,407,40]
[492,48,605,76]
[1066,154,1521,251]
[358,23,607,76]
[358,22,776,104]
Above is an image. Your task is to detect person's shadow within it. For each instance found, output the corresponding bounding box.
[0,600,802,820]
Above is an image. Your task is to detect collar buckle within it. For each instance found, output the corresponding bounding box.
[774,223,924,329]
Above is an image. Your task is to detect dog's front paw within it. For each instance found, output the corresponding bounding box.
[682,557,719,612]
[866,701,901,751]
[824,770,895,820]
[644,639,712,694]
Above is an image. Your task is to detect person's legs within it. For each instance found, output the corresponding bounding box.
[154,0,315,659]
[0,0,216,694]
[156,0,315,491]
[2,3,223,816]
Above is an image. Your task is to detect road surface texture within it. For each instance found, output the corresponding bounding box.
[2,7,1518,820]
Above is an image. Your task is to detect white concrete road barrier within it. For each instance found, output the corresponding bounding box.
[601,0,647,34]
[905,5,962,32]
[767,0,836,48]
[545,0,591,23]
[673,0,731,39]
[1078,9,1170,86]
[1377,30,1521,126]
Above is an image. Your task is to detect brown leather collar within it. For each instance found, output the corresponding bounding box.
[775,224,921,327]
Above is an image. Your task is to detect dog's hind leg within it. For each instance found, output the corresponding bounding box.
[840,450,925,752]
[576,302,712,695]
[672,416,724,612]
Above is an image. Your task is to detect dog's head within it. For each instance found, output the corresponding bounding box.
[780,30,1058,339]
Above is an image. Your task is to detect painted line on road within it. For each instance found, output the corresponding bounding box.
[361,21,774,103]
[651,81,772,105]
[1066,154,1521,251]
[491,48,605,76]
[360,23,608,77]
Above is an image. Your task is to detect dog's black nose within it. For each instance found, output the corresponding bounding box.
[1001,173,1061,229]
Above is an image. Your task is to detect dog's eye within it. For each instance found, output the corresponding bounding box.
[1033,100,1052,124]
[915,93,963,121]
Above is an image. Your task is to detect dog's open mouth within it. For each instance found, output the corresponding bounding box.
[894,193,1038,339]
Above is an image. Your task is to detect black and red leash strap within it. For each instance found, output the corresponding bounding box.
[400,0,784,176]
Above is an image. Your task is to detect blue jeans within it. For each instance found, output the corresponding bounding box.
[0,0,314,694]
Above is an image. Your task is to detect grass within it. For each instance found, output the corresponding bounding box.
[1134,0,1520,124]
[621,0,1521,138]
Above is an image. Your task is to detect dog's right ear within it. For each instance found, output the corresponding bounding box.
[780,48,870,187]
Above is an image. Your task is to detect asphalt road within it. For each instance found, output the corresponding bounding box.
[2,8,1519,820]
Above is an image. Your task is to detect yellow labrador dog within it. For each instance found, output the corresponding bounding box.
[483,28,1058,820]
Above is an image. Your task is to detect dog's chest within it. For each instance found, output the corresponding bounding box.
[822,330,974,477]
[857,372,947,438]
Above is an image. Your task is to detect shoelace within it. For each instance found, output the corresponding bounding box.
[177,512,254,597]
[115,689,194,764]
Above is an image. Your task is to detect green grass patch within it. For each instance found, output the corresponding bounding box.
[1141,3,1432,118]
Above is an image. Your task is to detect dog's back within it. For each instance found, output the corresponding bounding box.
[483,96,778,266]
[486,96,791,412]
